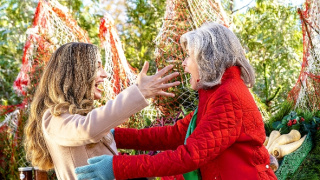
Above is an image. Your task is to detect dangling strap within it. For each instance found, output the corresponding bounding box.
[184,107,198,145]
[183,107,201,180]
[101,133,117,155]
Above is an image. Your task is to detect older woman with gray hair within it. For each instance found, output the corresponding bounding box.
[75,23,277,180]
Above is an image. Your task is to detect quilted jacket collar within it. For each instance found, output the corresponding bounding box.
[197,66,241,121]
[221,66,242,82]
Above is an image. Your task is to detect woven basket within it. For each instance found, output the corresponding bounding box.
[275,132,313,180]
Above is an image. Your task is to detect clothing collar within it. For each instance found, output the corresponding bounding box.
[220,66,242,83]
[198,66,241,97]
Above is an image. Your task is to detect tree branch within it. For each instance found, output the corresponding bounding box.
[232,0,255,14]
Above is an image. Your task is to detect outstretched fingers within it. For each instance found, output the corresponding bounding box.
[75,165,97,180]
[157,91,176,97]
[140,61,150,75]
[75,165,94,174]
[91,178,101,180]
[157,71,180,91]
[87,156,104,164]
[154,65,174,78]
[77,172,97,180]
[160,72,180,83]
[159,81,181,89]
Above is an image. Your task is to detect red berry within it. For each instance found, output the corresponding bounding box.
[287,120,293,127]
[292,119,297,125]
[300,117,305,122]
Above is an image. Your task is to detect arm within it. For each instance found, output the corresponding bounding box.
[42,85,149,147]
[114,112,194,151]
[113,91,243,179]
[42,62,180,147]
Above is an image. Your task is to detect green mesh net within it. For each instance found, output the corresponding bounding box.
[275,132,313,180]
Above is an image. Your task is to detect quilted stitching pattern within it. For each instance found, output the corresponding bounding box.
[115,112,193,151]
[113,67,277,180]
[114,90,241,179]
[259,169,278,180]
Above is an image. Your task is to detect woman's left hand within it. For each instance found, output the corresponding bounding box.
[75,155,114,180]
[136,61,180,99]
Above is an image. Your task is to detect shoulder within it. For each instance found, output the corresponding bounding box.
[216,78,251,98]
[205,79,249,110]
[214,79,259,112]
[42,109,78,121]
[210,82,240,100]
[42,109,85,129]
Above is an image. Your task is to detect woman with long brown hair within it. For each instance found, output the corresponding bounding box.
[24,42,180,180]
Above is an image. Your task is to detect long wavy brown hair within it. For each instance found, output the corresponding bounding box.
[24,42,99,170]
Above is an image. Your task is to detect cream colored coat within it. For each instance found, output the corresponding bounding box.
[42,85,149,180]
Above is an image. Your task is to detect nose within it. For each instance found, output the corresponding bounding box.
[182,58,187,67]
[101,68,108,78]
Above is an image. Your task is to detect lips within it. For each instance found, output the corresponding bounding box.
[95,81,104,92]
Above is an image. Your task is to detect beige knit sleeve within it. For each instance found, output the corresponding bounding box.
[42,85,149,146]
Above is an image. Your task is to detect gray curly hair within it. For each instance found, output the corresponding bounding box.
[180,22,255,89]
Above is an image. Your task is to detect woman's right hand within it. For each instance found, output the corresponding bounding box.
[136,61,180,99]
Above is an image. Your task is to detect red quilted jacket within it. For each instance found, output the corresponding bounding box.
[113,66,277,180]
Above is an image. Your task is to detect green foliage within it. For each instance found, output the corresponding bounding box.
[0,0,103,108]
[233,0,303,113]
[267,107,320,179]
[271,110,320,135]
[265,100,294,135]
[0,0,37,106]
[296,108,314,122]
[220,0,234,14]
[59,0,102,46]
[269,107,320,179]
[122,0,166,74]
[0,110,30,179]
[289,131,320,180]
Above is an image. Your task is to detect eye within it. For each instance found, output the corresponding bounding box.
[97,62,103,69]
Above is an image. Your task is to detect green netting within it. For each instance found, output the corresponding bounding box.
[275,132,313,180]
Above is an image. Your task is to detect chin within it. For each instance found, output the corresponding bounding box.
[94,93,102,100]
[192,87,200,91]
[190,80,200,90]
[190,84,198,90]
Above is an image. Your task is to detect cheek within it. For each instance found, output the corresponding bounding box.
[95,69,103,79]
[96,70,101,77]
[191,65,199,76]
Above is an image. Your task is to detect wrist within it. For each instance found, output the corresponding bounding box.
[136,85,149,99]
[105,156,115,180]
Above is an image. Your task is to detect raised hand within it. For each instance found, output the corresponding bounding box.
[136,61,180,99]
